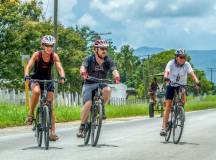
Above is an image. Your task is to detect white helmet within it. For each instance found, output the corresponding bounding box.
[175,48,186,57]
[93,39,109,48]
[41,35,56,45]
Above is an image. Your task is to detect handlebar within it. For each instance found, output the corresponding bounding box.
[86,76,113,84]
[30,79,60,84]
[168,81,198,88]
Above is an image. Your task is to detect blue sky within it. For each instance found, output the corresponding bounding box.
[25,0,216,50]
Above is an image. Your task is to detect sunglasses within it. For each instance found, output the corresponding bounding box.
[99,47,108,51]
[44,44,54,48]
[179,56,186,59]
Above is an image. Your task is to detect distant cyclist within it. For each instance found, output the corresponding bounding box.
[160,49,200,136]
[149,77,159,105]
[24,35,65,141]
[77,39,120,138]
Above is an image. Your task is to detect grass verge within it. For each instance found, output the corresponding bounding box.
[0,95,215,128]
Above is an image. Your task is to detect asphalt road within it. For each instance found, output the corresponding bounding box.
[0,109,216,160]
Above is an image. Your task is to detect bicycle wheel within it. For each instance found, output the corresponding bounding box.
[165,111,173,142]
[173,106,185,144]
[43,105,50,150]
[36,107,43,147]
[84,111,91,145]
[91,101,103,146]
[149,102,154,117]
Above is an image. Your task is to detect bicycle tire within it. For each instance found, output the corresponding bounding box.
[43,105,50,150]
[91,102,103,146]
[149,102,154,117]
[165,111,173,142]
[173,106,185,144]
[84,111,92,145]
[36,107,43,147]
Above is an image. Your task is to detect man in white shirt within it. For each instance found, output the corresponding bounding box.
[160,49,200,136]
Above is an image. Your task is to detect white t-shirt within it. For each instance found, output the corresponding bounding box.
[165,59,193,86]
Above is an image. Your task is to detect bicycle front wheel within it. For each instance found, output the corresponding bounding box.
[35,107,43,147]
[84,111,92,145]
[91,102,103,146]
[165,111,173,142]
[43,105,50,150]
[173,106,185,144]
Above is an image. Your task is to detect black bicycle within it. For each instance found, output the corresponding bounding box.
[83,76,112,146]
[164,82,197,144]
[31,79,58,150]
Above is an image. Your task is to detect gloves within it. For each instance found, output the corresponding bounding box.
[81,71,88,80]
[114,76,121,84]
[60,77,65,81]
[24,75,31,81]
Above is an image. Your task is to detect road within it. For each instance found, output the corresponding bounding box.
[0,109,216,160]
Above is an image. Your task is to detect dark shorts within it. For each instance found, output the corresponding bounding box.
[30,82,54,92]
[82,83,108,104]
[165,85,180,100]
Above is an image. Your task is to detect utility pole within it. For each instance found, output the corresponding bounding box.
[141,54,151,101]
[53,0,58,106]
[54,0,58,52]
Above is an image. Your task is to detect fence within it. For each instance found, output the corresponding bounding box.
[0,89,82,106]
[0,89,147,106]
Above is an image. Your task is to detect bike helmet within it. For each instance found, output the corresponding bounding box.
[93,39,109,48]
[175,48,186,57]
[41,35,56,45]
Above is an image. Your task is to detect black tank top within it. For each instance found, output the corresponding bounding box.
[32,51,54,80]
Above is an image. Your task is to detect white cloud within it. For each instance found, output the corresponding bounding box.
[169,4,178,12]
[90,0,135,21]
[214,4,216,10]
[144,1,157,12]
[144,19,161,29]
[77,13,98,27]
[184,27,190,34]
[39,0,216,49]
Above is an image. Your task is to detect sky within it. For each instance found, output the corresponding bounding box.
[24,0,216,50]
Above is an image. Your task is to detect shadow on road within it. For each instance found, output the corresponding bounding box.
[160,141,200,146]
[22,146,63,150]
[77,144,119,148]
[178,142,200,146]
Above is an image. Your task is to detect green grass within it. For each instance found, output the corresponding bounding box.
[106,104,148,118]
[0,95,216,128]
[0,103,28,128]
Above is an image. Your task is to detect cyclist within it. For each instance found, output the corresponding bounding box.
[77,39,120,138]
[160,49,200,136]
[24,35,65,141]
[148,77,159,106]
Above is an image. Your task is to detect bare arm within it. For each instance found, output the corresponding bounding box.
[24,52,38,76]
[80,65,87,75]
[54,53,65,78]
[164,70,169,79]
[190,71,199,83]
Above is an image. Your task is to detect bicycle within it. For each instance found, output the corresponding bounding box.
[149,89,165,118]
[83,76,112,146]
[31,79,59,150]
[164,81,197,144]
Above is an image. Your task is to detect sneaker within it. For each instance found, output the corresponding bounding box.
[76,125,85,138]
[49,134,59,141]
[160,128,167,137]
